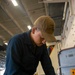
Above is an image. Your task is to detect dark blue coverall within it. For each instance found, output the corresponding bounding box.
[4,30,55,75]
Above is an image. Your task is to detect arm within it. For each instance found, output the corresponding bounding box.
[40,45,56,75]
[5,37,28,75]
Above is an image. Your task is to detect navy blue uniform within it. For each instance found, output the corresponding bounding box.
[4,30,55,75]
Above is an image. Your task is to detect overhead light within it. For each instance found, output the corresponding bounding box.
[4,42,8,45]
[27,25,31,30]
[3,41,8,45]
[11,0,18,6]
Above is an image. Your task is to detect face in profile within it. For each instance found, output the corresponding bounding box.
[31,28,46,46]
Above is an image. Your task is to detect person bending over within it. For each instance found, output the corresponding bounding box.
[4,16,56,75]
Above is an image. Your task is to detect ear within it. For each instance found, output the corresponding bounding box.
[32,27,37,34]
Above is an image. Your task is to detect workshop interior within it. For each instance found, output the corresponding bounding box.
[0,0,75,75]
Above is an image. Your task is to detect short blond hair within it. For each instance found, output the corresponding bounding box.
[33,16,56,42]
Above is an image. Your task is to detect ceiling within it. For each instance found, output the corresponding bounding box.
[0,0,67,68]
[0,0,65,44]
